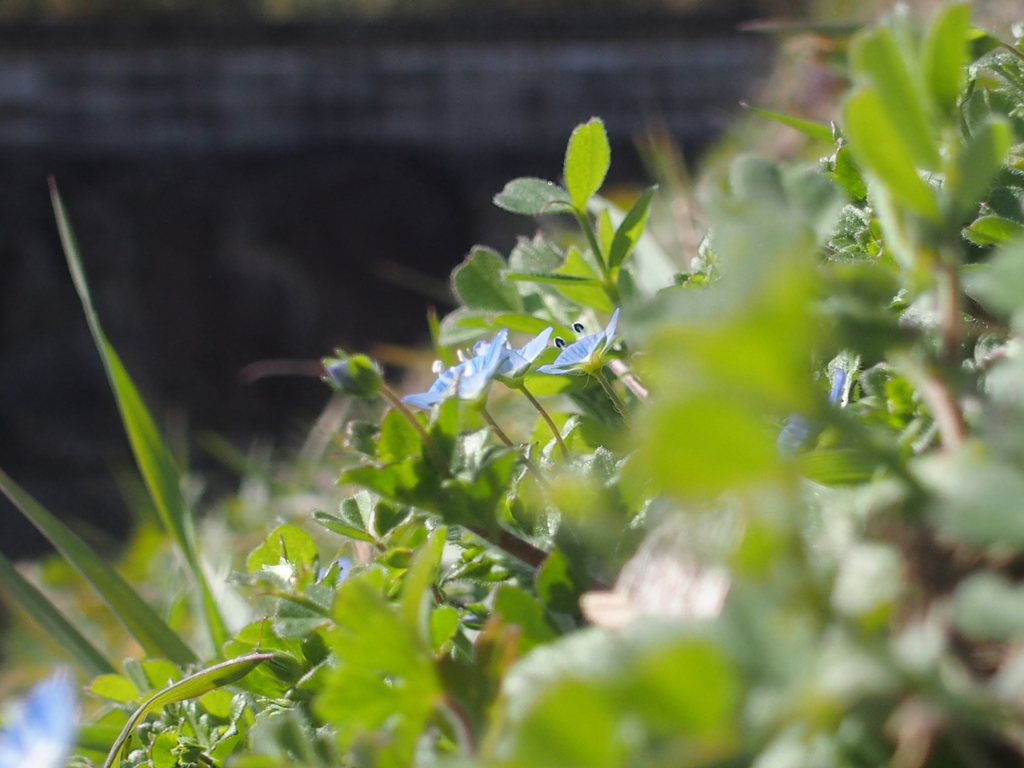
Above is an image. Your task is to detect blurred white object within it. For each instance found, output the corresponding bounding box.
[581,515,730,629]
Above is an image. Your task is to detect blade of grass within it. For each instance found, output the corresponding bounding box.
[49,179,229,653]
[0,549,116,677]
[102,653,273,768]
[0,468,197,666]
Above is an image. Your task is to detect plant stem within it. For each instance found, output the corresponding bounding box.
[574,208,618,303]
[481,406,553,490]
[519,385,569,460]
[480,406,515,449]
[468,526,548,569]
[595,369,631,428]
[380,386,451,475]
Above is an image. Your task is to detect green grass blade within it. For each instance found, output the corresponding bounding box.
[102,653,273,768]
[0,549,116,677]
[0,467,197,666]
[741,103,835,144]
[49,179,229,653]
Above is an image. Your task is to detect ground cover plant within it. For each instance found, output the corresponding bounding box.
[7,3,1024,767]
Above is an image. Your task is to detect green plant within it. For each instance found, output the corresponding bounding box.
[7,4,1024,767]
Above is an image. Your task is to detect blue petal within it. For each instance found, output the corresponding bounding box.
[403,391,443,409]
[777,413,813,456]
[829,367,847,405]
[518,327,553,363]
[551,333,601,366]
[0,669,77,768]
[602,308,620,345]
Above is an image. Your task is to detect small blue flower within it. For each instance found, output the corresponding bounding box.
[0,668,78,768]
[535,309,620,376]
[777,367,848,457]
[403,329,509,409]
[474,327,554,380]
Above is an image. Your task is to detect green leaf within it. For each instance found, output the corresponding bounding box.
[506,246,614,312]
[843,87,940,220]
[916,450,1024,549]
[0,549,115,677]
[633,392,777,497]
[920,2,971,119]
[564,118,611,210]
[954,572,1024,641]
[429,606,459,651]
[451,246,523,313]
[832,146,867,200]
[0,467,196,666]
[401,527,446,637]
[493,585,558,654]
[102,653,273,768]
[88,674,140,704]
[50,182,229,652]
[622,640,738,735]
[948,118,1012,221]
[313,511,377,544]
[513,680,624,768]
[317,573,440,767]
[849,26,940,170]
[535,548,587,617]
[607,186,657,270]
[742,103,834,143]
[247,524,319,573]
[597,208,614,259]
[377,408,423,464]
[798,449,878,486]
[963,214,1024,246]
[493,177,573,215]
[965,239,1024,314]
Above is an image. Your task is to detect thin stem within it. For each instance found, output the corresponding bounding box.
[595,369,631,428]
[469,526,548,569]
[481,406,552,489]
[519,385,569,460]
[893,354,967,451]
[480,406,515,448]
[380,386,451,475]
[574,208,619,303]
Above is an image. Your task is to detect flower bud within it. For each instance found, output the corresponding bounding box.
[323,354,383,398]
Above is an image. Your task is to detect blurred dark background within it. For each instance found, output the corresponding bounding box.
[0,3,781,556]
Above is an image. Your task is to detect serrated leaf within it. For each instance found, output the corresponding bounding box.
[103,654,272,768]
[377,408,423,464]
[920,2,971,119]
[963,214,1024,246]
[843,87,940,220]
[493,177,572,215]
[608,186,657,270]
[451,247,523,313]
[849,26,940,170]
[742,103,834,143]
[50,181,228,652]
[564,118,611,210]
[832,146,867,200]
[0,550,115,677]
[0,467,196,665]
